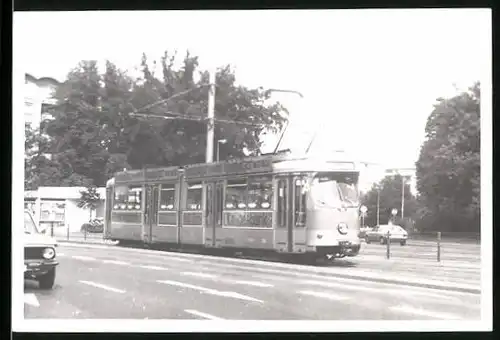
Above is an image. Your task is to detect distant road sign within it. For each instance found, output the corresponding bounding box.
[360,205,367,214]
[391,208,398,216]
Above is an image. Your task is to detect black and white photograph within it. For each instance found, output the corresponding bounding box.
[12,8,492,333]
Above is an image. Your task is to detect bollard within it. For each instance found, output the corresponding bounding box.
[67,223,70,240]
[51,221,54,237]
[386,231,391,259]
[84,225,87,241]
[437,231,441,262]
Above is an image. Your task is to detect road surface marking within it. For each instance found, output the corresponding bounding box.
[79,280,126,294]
[184,309,224,320]
[181,272,218,279]
[72,255,96,261]
[298,290,350,301]
[157,280,263,303]
[231,280,274,288]
[57,253,65,256]
[166,257,193,263]
[102,260,129,266]
[24,293,39,307]
[389,305,463,319]
[299,280,463,302]
[211,291,263,303]
[140,265,168,271]
[299,280,400,294]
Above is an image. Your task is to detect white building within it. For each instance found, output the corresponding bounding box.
[24,73,60,129]
[24,186,106,234]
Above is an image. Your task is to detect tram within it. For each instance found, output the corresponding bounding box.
[103,153,362,260]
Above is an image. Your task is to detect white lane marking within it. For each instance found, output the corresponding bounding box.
[167,257,193,263]
[157,279,214,291]
[157,280,263,303]
[72,255,96,261]
[389,305,463,320]
[299,290,350,301]
[181,272,218,279]
[24,293,39,307]
[79,280,126,294]
[184,309,224,320]
[232,280,274,288]
[102,260,129,266]
[57,253,65,256]
[140,265,168,271]
[299,280,463,302]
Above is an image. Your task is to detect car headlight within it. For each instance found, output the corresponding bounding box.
[337,223,348,235]
[43,247,55,260]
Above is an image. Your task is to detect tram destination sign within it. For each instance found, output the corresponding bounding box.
[115,170,144,183]
[185,158,274,179]
[145,167,179,182]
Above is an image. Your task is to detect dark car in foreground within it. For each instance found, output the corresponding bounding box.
[24,210,59,289]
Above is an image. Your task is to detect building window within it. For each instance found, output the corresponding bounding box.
[159,184,176,210]
[113,185,142,210]
[39,201,66,223]
[185,182,202,211]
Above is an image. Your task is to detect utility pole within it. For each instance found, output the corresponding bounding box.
[376,186,380,226]
[206,68,216,164]
[401,176,405,220]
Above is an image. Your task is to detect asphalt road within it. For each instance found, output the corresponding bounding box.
[24,245,481,320]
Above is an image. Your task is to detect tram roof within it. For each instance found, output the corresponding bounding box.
[111,153,360,183]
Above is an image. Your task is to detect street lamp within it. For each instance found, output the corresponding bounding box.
[216,139,227,162]
[360,205,367,227]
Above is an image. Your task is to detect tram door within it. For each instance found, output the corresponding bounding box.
[204,181,224,247]
[276,175,307,252]
[143,185,159,244]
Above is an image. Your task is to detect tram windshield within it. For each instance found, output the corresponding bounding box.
[311,172,359,208]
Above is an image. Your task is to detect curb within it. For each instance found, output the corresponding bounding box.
[58,241,481,295]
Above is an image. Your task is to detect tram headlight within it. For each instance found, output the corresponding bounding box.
[337,223,348,235]
[42,247,55,260]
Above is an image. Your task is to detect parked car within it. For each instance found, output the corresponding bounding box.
[365,224,408,246]
[24,209,59,289]
[80,217,104,233]
[358,226,373,239]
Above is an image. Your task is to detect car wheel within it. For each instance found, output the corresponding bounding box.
[365,238,371,244]
[379,237,386,245]
[400,240,406,246]
[38,268,56,290]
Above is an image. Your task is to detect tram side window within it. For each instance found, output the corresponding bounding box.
[247,176,273,210]
[186,182,202,211]
[159,184,176,210]
[276,179,288,227]
[225,179,248,209]
[113,185,142,210]
[295,178,307,227]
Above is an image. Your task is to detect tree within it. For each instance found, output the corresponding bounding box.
[361,175,418,229]
[78,186,101,222]
[415,82,480,233]
[24,124,63,190]
[127,51,288,168]
[43,51,288,186]
[45,60,133,186]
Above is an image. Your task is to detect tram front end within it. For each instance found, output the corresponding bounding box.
[305,171,362,260]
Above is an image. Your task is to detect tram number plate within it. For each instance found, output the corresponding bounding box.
[339,241,351,246]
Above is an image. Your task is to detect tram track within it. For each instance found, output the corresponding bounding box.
[116,241,358,268]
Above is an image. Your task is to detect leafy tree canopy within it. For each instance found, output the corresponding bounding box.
[35,50,288,187]
[415,82,480,232]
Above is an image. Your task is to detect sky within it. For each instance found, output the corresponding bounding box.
[14,9,490,168]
